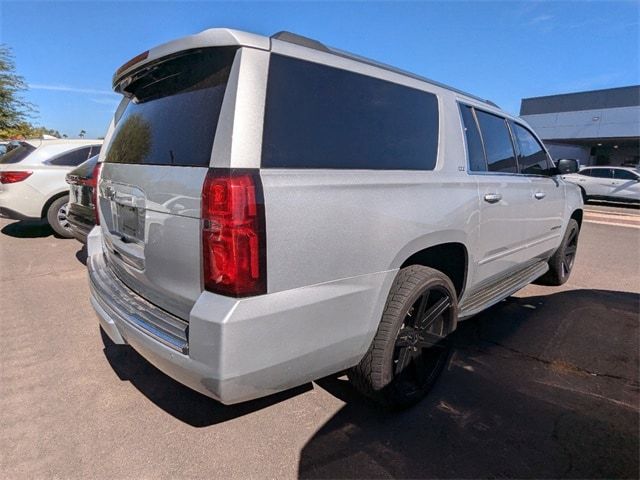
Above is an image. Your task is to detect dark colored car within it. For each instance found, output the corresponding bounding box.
[65,155,101,242]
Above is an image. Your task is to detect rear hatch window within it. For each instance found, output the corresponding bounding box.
[96,47,238,320]
[105,47,237,167]
[0,142,36,164]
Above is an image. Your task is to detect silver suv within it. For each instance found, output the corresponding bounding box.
[87,29,583,408]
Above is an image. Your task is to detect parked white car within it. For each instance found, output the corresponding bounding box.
[563,166,640,203]
[0,138,103,236]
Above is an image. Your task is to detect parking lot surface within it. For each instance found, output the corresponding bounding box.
[1,205,638,479]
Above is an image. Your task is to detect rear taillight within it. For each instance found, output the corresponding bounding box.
[0,171,32,184]
[202,169,266,297]
[90,162,102,225]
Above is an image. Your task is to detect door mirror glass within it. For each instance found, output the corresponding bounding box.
[557,158,579,174]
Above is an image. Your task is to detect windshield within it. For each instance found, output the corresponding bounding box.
[0,142,36,164]
[104,47,237,167]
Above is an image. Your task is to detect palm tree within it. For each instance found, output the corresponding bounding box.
[78,129,86,138]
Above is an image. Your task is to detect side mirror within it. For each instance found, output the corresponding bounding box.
[556,158,579,174]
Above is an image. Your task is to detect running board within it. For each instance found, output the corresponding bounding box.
[458,261,548,319]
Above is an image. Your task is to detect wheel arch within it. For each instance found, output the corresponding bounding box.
[571,208,583,228]
[577,185,587,201]
[398,242,469,298]
[41,190,69,219]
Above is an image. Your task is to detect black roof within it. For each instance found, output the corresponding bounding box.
[520,85,640,115]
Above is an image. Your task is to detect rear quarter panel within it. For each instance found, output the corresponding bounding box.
[261,169,480,293]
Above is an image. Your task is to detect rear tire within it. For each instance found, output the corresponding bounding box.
[536,219,580,286]
[348,265,457,409]
[46,195,73,238]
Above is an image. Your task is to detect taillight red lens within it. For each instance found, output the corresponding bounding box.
[90,162,102,225]
[0,171,32,184]
[202,169,266,297]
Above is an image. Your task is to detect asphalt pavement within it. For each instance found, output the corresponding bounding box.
[0,204,638,479]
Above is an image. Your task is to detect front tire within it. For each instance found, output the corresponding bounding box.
[348,265,457,409]
[46,195,73,238]
[536,218,580,286]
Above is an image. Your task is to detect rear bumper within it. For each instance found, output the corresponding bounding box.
[67,208,95,243]
[87,227,396,404]
[0,181,47,218]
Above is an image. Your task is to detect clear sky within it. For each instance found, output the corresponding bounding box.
[1,0,638,139]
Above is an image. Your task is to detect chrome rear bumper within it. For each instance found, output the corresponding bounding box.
[88,253,189,353]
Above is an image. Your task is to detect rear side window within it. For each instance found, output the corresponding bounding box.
[475,110,518,174]
[105,47,237,167]
[0,142,35,164]
[89,145,101,158]
[262,55,439,170]
[590,169,613,179]
[460,105,486,172]
[48,146,94,166]
[512,123,552,175]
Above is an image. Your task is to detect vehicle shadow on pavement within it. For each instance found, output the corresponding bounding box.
[300,289,640,479]
[75,244,88,265]
[100,329,313,427]
[1,219,54,238]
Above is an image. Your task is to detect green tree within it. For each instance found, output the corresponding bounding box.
[0,44,35,138]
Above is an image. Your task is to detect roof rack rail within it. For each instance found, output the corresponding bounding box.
[270,30,499,109]
[271,31,330,52]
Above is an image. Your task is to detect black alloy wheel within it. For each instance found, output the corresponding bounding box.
[393,286,452,395]
[348,265,457,409]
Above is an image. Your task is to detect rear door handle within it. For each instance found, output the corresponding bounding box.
[534,192,546,200]
[483,193,502,204]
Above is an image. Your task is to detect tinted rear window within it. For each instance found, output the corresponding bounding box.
[590,169,613,178]
[262,55,439,170]
[0,142,36,164]
[614,169,638,180]
[104,47,237,167]
[475,110,518,174]
[48,146,95,166]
